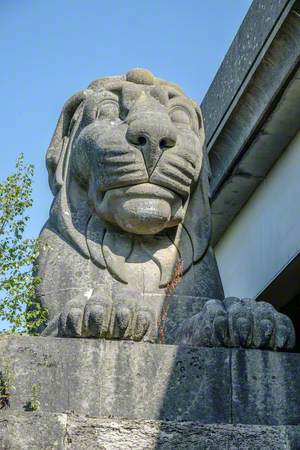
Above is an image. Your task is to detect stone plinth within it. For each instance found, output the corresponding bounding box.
[0,336,300,449]
[1,413,300,450]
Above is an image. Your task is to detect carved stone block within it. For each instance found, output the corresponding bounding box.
[0,336,299,424]
[36,67,295,350]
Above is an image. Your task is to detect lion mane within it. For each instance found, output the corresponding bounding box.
[45,69,212,288]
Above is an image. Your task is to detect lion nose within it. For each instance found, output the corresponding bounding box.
[126,121,177,175]
[126,132,176,151]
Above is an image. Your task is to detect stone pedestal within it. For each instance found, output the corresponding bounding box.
[0,336,300,449]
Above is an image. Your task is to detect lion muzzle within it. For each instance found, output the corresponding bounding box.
[94,183,184,235]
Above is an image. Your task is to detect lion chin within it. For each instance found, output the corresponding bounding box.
[94,183,185,235]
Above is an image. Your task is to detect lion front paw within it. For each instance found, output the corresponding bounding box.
[57,289,153,341]
[176,297,295,350]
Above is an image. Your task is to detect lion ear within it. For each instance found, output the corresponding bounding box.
[46,90,92,195]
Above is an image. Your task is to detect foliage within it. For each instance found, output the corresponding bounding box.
[24,383,40,411]
[0,362,15,409]
[0,154,47,333]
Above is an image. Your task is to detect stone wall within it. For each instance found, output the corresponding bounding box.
[1,413,299,450]
[0,336,300,449]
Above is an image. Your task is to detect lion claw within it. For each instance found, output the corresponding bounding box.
[176,297,295,351]
[56,291,153,341]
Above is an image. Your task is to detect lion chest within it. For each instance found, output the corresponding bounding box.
[100,235,177,293]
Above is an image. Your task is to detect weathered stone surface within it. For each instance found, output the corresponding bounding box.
[231,348,300,425]
[0,336,300,425]
[38,67,224,343]
[36,67,295,350]
[175,297,295,350]
[0,412,299,450]
[0,412,66,450]
[0,336,230,422]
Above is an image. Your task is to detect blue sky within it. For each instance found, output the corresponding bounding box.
[1,0,251,239]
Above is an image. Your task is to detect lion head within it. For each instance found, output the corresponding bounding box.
[46,68,211,288]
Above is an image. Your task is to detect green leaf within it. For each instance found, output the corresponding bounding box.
[0,154,47,333]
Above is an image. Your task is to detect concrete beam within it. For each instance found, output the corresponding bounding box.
[201,0,300,244]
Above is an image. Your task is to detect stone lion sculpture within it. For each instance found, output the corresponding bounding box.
[37,68,295,350]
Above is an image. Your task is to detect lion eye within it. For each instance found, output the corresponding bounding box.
[96,100,119,120]
[169,108,191,126]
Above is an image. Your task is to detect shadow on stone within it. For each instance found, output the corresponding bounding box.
[152,344,300,449]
